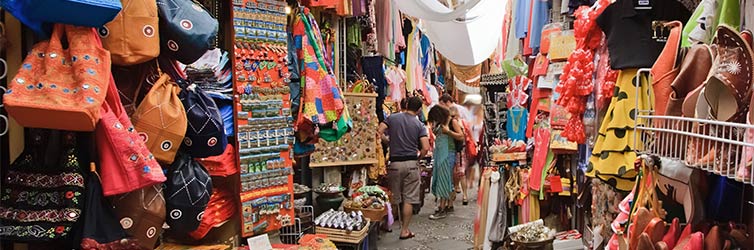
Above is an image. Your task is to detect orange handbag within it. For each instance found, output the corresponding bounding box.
[4,24,110,131]
[99,0,160,66]
[131,74,187,164]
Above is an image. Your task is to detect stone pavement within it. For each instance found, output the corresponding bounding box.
[377,190,478,250]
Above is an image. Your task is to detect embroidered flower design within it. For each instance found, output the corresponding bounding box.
[65,191,74,199]
[719,61,742,75]
[55,226,65,234]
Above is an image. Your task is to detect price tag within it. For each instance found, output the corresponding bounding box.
[248,234,273,250]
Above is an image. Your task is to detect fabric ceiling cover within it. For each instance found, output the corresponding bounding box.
[390,0,484,22]
[404,0,506,65]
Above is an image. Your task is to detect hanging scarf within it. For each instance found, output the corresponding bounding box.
[449,62,482,94]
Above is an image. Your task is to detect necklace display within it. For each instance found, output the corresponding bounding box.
[233,0,294,238]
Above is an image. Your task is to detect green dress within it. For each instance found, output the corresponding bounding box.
[432,127,456,199]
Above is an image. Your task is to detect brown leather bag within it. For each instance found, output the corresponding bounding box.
[111,184,166,250]
[131,73,187,164]
[99,0,160,66]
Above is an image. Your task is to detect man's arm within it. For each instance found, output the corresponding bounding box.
[419,136,430,159]
[378,122,389,143]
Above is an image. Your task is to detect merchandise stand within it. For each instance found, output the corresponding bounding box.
[230,0,296,238]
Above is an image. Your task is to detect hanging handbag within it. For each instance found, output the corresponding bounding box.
[165,151,212,235]
[99,0,161,66]
[79,166,141,250]
[0,129,86,241]
[4,24,110,131]
[0,0,48,35]
[131,73,188,164]
[111,184,166,250]
[4,0,121,29]
[179,82,227,158]
[97,74,165,196]
[188,189,235,240]
[156,0,219,64]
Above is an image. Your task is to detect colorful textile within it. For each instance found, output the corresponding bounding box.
[293,8,347,141]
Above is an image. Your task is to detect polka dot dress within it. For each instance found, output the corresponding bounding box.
[587,68,654,191]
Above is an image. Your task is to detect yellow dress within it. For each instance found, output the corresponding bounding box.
[587,68,654,191]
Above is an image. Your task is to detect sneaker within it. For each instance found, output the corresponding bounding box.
[429,211,447,220]
[446,206,454,213]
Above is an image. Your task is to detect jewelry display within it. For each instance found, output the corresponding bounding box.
[233,0,294,237]
[310,92,379,167]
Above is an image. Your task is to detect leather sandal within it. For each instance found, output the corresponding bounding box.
[674,232,704,250]
[698,25,754,174]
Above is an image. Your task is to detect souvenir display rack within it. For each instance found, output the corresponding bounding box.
[480,73,510,165]
[231,0,295,237]
[310,92,379,167]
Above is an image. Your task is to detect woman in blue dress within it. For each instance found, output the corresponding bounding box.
[427,105,465,220]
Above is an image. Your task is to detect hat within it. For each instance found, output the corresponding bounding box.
[416,0,505,66]
[463,94,482,105]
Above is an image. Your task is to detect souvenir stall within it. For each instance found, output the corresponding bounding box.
[475,0,754,248]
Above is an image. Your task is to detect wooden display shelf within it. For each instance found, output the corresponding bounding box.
[315,221,370,244]
[491,152,527,162]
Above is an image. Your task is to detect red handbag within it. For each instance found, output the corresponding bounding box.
[462,120,478,159]
[97,74,165,196]
[4,24,110,131]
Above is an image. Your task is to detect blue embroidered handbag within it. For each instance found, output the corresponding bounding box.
[179,82,227,158]
[156,0,218,64]
[4,0,121,29]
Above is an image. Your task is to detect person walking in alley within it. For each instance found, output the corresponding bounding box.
[378,96,430,240]
[426,105,465,220]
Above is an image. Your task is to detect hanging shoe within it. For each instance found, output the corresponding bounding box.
[705,226,724,250]
[638,233,657,250]
[644,217,667,243]
[692,25,754,173]
[662,218,682,249]
[630,208,653,250]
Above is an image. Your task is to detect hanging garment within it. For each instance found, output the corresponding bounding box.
[487,172,508,243]
[528,0,550,52]
[483,171,501,250]
[587,69,653,191]
[681,0,740,47]
[506,107,528,142]
[362,56,388,122]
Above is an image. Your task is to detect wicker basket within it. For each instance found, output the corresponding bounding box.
[343,206,387,222]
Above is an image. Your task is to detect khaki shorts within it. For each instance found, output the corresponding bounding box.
[387,160,421,205]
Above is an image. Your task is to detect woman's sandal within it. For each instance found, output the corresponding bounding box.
[399,232,416,240]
